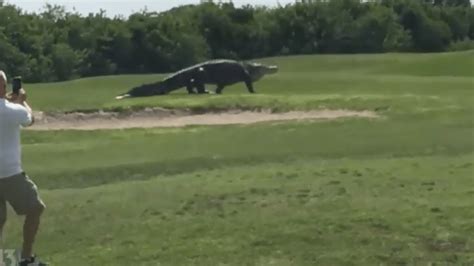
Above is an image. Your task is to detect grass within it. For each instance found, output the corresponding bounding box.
[26,50,474,113]
[6,155,474,265]
[2,51,473,265]
[20,116,473,190]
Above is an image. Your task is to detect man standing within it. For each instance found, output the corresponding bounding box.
[0,71,47,266]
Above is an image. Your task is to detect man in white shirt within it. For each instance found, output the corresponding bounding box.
[0,70,47,266]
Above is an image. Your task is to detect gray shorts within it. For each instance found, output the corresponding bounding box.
[0,172,44,224]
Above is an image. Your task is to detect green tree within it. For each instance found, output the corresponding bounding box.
[0,0,471,82]
[51,43,82,81]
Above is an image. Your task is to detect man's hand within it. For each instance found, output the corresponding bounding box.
[5,88,27,105]
[14,88,27,104]
[6,88,27,103]
[6,92,16,102]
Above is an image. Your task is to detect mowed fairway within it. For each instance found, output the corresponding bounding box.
[3,51,474,265]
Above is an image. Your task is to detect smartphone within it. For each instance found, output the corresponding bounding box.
[12,76,22,95]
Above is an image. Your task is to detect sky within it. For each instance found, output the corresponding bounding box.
[5,0,296,17]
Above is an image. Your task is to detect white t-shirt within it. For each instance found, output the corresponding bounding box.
[0,98,33,178]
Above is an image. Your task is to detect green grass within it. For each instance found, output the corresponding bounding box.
[6,155,474,265]
[27,50,474,113]
[20,116,473,190]
[2,51,473,265]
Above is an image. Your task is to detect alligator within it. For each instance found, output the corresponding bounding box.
[115,59,278,99]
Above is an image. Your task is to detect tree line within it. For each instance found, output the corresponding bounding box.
[0,0,472,82]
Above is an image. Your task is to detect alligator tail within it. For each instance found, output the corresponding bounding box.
[115,93,131,100]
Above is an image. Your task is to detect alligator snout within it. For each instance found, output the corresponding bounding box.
[266,65,278,74]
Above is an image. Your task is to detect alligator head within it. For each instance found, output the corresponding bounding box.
[244,62,279,82]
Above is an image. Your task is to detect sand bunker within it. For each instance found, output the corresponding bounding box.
[28,108,378,131]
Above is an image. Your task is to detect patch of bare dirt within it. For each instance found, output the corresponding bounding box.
[28,108,379,131]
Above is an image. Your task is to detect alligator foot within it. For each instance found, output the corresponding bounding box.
[197,89,212,94]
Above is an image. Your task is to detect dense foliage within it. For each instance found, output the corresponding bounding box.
[0,0,472,82]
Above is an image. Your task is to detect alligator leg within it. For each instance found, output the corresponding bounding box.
[194,67,209,94]
[189,78,207,94]
[243,72,255,93]
[186,80,196,94]
[215,84,225,94]
[195,82,208,94]
[245,80,255,93]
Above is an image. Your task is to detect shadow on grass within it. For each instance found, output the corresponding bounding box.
[33,155,287,190]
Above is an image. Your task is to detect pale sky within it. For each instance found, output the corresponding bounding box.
[6,1,295,17]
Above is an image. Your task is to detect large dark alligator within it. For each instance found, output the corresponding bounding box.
[115,59,278,99]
